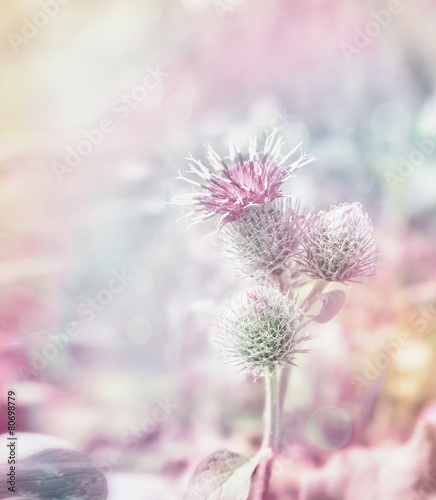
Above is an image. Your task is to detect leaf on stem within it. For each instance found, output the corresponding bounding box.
[311,290,346,323]
[184,448,271,500]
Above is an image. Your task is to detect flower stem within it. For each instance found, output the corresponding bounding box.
[262,366,280,451]
[255,366,280,500]
[278,364,290,418]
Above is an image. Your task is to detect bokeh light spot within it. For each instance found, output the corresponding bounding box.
[127,316,152,345]
[307,405,352,450]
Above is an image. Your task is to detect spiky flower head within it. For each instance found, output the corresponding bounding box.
[216,285,309,379]
[174,130,314,227]
[296,202,379,283]
[219,198,303,278]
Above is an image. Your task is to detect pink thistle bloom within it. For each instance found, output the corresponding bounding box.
[175,130,314,227]
[296,202,379,283]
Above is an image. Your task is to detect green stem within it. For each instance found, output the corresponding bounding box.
[262,366,280,451]
[278,364,291,417]
[255,366,280,500]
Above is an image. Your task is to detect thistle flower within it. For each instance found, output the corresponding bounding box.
[216,285,309,379]
[174,130,314,227]
[219,198,303,278]
[296,202,379,283]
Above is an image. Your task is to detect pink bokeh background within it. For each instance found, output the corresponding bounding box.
[1,0,436,498]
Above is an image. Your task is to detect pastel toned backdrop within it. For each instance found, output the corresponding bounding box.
[1,0,436,498]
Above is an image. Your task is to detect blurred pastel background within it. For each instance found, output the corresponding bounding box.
[1,0,436,499]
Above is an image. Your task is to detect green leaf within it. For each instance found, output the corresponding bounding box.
[184,448,271,500]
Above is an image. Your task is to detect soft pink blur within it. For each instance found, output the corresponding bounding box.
[1,0,436,499]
